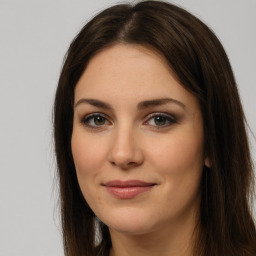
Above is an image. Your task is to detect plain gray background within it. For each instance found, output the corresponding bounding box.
[0,0,255,255]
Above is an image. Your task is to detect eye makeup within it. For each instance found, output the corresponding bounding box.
[80,112,111,129]
[79,110,180,131]
[143,112,177,129]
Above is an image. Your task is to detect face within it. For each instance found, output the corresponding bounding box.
[71,44,207,236]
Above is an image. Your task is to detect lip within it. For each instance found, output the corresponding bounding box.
[103,180,156,199]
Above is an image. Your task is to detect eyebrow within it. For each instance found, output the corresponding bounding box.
[74,97,186,110]
[137,98,186,110]
[75,98,112,109]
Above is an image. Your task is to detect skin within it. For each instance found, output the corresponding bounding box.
[71,44,208,256]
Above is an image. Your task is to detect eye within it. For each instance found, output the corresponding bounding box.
[145,113,177,128]
[81,113,111,128]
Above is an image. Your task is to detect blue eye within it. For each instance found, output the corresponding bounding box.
[81,113,110,128]
[146,113,176,127]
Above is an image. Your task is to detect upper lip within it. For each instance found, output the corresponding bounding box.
[104,180,156,187]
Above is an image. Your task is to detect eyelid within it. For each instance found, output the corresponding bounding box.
[143,112,177,127]
[81,112,111,128]
[80,111,177,130]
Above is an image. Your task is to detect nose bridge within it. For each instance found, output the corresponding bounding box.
[109,121,143,168]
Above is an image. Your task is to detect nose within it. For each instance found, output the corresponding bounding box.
[108,125,144,170]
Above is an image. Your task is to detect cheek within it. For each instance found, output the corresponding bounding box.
[71,130,109,200]
[71,131,105,205]
[146,127,204,188]
[71,131,105,174]
[71,130,113,217]
[153,140,202,169]
[148,131,204,216]
[167,138,203,171]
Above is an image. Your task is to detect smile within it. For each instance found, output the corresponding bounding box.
[103,180,156,199]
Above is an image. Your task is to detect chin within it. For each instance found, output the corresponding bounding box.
[108,222,153,235]
[98,208,157,235]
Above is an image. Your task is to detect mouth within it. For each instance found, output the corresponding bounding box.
[103,180,157,199]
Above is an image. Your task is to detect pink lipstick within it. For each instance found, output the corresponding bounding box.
[104,180,156,199]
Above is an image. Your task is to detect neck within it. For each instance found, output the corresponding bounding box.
[109,210,199,256]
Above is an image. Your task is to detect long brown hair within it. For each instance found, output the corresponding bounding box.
[53,1,256,255]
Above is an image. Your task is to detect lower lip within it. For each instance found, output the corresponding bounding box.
[105,186,154,199]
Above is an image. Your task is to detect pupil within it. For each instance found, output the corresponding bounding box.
[94,116,105,125]
[154,116,166,126]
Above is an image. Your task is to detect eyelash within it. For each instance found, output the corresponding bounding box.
[81,113,110,129]
[81,112,177,129]
[144,113,177,128]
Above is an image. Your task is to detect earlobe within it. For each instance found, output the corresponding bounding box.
[204,157,211,168]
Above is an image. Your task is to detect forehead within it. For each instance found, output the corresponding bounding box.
[78,43,174,84]
[74,43,198,110]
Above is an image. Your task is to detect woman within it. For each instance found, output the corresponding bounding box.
[53,1,256,255]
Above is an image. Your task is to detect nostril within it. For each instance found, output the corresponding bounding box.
[110,161,116,166]
[127,161,137,167]
[110,160,139,169]
[108,139,144,168]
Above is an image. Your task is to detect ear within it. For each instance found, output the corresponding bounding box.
[204,157,211,168]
